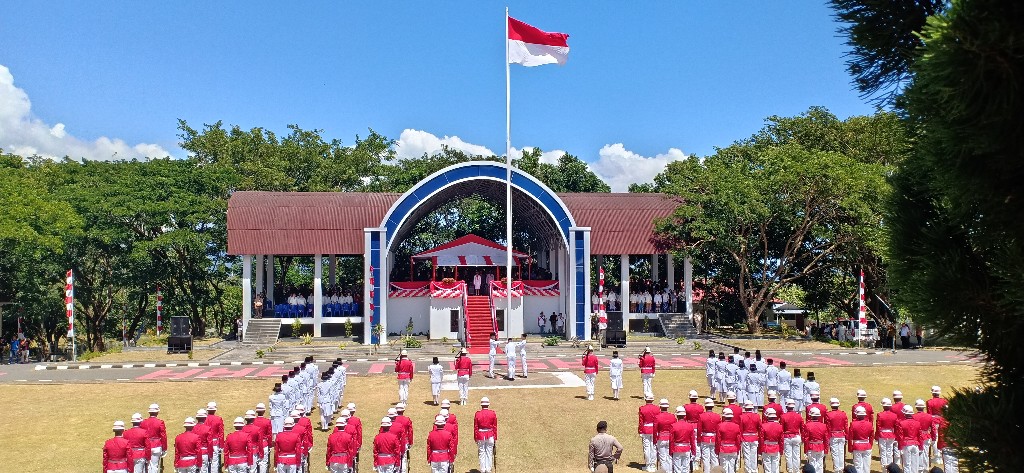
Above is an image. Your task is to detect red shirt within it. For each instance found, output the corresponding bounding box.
[174,431,202,468]
[638,403,660,435]
[347,416,363,450]
[103,436,130,471]
[474,408,498,441]
[913,412,934,443]
[206,414,225,447]
[739,412,761,443]
[395,359,414,380]
[824,410,849,439]
[326,429,355,466]
[852,401,874,420]
[455,356,473,377]
[275,430,303,465]
[848,419,873,452]
[426,428,456,463]
[124,426,150,461]
[935,415,950,450]
[802,421,829,453]
[373,431,401,466]
[716,421,742,454]
[780,411,803,439]
[582,353,599,374]
[224,430,254,466]
[670,420,696,454]
[444,419,459,457]
[292,419,312,453]
[875,409,898,440]
[242,423,265,451]
[896,418,921,448]
[724,404,742,422]
[639,354,656,374]
[140,416,168,451]
[655,411,676,442]
[762,402,784,422]
[926,397,948,416]
[698,411,722,443]
[253,416,273,449]
[192,423,212,456]
[805,403,827,421]
[393,415,413,447]
[891,402,906,419]
[760,421,784,454]
[683,402,703,424]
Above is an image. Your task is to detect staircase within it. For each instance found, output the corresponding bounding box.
[465,295,494,350]
[659,313,704,340]
[243,319,281,346]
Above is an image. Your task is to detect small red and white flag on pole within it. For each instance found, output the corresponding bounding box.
[65,269,75,337]
[508,17,570,67]
[598,267,607,325]
[156,286,163,335]
[858,269,867,325]
[368,266,376,312]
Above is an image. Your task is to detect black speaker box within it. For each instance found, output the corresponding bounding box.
[170,316,190,337]
[606,329,626,347]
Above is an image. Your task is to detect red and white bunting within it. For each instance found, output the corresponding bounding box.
[156,286,163,335]
[858,269,867,325]
[598,267,607,324]
[368,266,375,312]
[65,269,74,337]
[430,281,467,299]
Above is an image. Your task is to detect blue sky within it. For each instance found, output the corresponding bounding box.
[0,2,873,190]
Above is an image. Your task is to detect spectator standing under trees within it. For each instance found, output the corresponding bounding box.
[900,324,911,349]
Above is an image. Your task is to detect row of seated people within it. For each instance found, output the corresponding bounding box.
[270,301,361,318]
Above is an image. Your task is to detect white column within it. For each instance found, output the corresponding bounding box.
[652,254,660,285]
[242,255,252,336]
[255,255,264,296]
[267,254,275,304]
[620,254,631,332]
[363,232,373,345]
[582,229,592,342]
[329,255,337,288]
[684,256,693,319]
[313,254,323,337]
[666,255,675,292]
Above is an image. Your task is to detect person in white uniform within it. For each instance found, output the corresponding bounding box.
[504,338,517,381]
[427,357,444,406]
[487,333,499,378]
[609,351,624,400]
[516,335,529,378]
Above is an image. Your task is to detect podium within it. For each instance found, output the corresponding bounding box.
[167,316,193,353]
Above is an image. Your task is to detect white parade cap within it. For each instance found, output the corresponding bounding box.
[113,420,126,430]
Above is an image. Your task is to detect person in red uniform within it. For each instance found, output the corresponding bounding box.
[639,346,657,399]
[104,421,131,473]
[224,417,255,473]
[440,408,459,460]
[655,399,676,472]
[780,400,804,473]
[875,398,899,469]
[760,408,784,473]
[253,404,273,473]
[670,405,697,473]
[851,390,874,421]
[825,398,849,473]
[124,413,150,473]
[175,418,203,473]
[582,345,599,400]
[724,392,741,422]
[275,418,303,473]
[326,417,355,473]
[895,405,921,473]
[763,391,784,423]
[426,415,455,473]
[343,403,363,468]
[193,409,213,473]
[738,401,761,473]
[716,408,742,473]
[912,399,934,470]
[288,410,312,473]
[802,408,828,473]
[395,349,415,405]
[205,402,225,473]
[637,395,660,472]
[241,411,264,473]
[393,404,414,473]
[805,392,827,423]
[890,391,907,423]
[141,404,167,473]
[683,390,703,465]
[925,385,947,467]
[374,416,401,473]
[847,406,873,473]
[934,405,957,473]
[697,398,722,471]
[474,397,498,473]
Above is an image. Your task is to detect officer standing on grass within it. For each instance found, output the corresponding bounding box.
[582,345,599,400]
[588,421,624,473]
[474,397,498,473]
[426,415,454,473]
[141,404,167,473]
[394,350,414,404]
[103,420,131,473]
[125,413,150,473]
[175,418,202,473]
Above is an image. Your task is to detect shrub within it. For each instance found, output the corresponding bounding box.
[255,349,265,359]
[338,342,347,350]
[403,336,422,348]
[291,318,303,336]
[441,336,450,344]
[693,341,702,351]
[676,337,687,345]
[344,319,353,338]
[543,336,561,347]
[301,334,313,346]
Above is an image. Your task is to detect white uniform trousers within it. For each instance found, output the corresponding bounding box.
[610,375,623,390]
[328,464,350,473]
[133,458,148,473]
[505,357,516,379]
[520,356,528,377]
[259,447,269,473]
[805,451,824,473]
[397,379,410,403]
[488,354,495,377]
[175,468,197,473]
[429,462,448,473]
[920,439,931,471]
[707,374,716,396]
[699,442,718,470]
[275,465,296,473]
[656,439,671,472]
[941,448,958,473]
[373,465,395,473]
[641,373,654,399]
[226,464,249,473]
[762,452,781,473]
[457,375,470,402]
[829,438,846,473]
[640,434,656,472]
[320,404,332,429]
[852,450,870,473]
[199,454,210,473]
[876,438,895,467]
[107,469,129,473]
[271,416,284,435]
[584,373,596,398]
[150,447,165,473]
[736,389,746,405]
[431,382,441,397]
[671,451,692,473]
[901,445,920,473]
[719,452,739,473]
[778,390,790,406]
[477,437,495,473]
[741,441,758,473]
[783,436,802,473]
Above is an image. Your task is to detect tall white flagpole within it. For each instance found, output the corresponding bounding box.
[505,7,513,327]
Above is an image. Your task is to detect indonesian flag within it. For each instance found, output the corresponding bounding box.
[65,269,74,337]
[508,17,570,67]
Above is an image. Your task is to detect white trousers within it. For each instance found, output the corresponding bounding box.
[320,404,332,429]
[429,462,448,473]
[805,451,824,473]
[477,437,495,473]
[920,439,931,470]
[610,374,623,390]
[457,375,470,401]
[778,390,790,406]
[783,436,801,473]
[671,451,692,473]
[259,447,269,473]
[271,416,284,435]
[584,373,596,397]
[762,452,781,473]
[719,452,738,473]
[107,469,129,473]
[488,354,495,377]
[275,465,296,473]
[133,458,148,473]
[328,464,350,473]
[852,450,870,473]
[707,374,716,395]
[656,439,671,472]
[176,468,197,473]
[506,357,516,379]
[699,442,718,470]
[741,441,758,473]
[519,356,528,376]
[640,434,656,472]
[641,373,654,399]
[431,382,441,397]
[878,438,896,468]
[829,438,846,473]
[941,448,958,473]
[397,380,410,402]
[374,465,396,473]
[150,448,165,473]
[227,465,248,473]
[902,445,920,473]
[199,454,210,473]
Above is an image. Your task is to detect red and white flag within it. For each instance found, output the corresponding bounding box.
[508,17,570,67]
[858,270,867,325]
[65,269,74,337]
[156,286,163,335]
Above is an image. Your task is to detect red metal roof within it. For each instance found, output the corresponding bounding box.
[227,191,679,256]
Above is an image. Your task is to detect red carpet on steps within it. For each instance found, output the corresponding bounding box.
[464,295,494,351]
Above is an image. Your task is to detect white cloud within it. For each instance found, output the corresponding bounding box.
[589,143,689,192]
[394,128,495,159]
[0,64,171,161]
[511,146,566,165]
